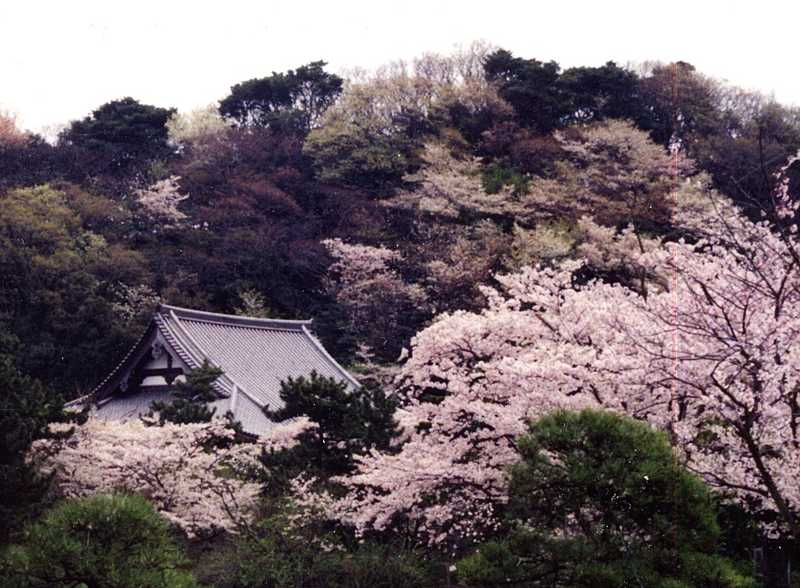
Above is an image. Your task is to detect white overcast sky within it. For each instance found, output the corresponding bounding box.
[1,0,797,133]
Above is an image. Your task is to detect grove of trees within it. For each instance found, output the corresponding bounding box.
[2,41,800,586]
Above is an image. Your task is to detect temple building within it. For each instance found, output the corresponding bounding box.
[87,304,359,435]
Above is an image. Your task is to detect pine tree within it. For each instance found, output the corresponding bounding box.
[149,360,223,425]
[261,371,398,492]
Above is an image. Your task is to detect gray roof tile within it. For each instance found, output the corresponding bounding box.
[95,389,173,420]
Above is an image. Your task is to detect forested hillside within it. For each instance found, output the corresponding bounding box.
[2,43,798,393]
[2,42,800,587]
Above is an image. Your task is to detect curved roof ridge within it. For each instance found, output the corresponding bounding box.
[163,309,242,398]
[301,325,361,388]
[154,312,199,370]
[158,304,312,331]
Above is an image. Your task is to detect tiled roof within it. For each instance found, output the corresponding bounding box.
[95,389,174,420]
[92,304,359,436]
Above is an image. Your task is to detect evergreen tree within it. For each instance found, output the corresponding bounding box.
[219,61,343,133]
[1,494,198,588]
[457,410,756,587]
[483,49,567,133]
[261,371,399,491]
[0,334,78,543]
[149,360,223,425]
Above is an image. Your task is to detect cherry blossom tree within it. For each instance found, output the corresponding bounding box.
[166,104,228,149]
[31,417,312,538]
[386,119,691,241]
[326,156,800,549]
[134,175,189,225]
[0,109,27,146]
[328,261,594,551]
[384,141,518,220]
[419,220,510,313]
[322,238,428,360]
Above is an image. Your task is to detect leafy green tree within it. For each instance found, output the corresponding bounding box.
[635,61,720,147]
[59,97,176,176]
[303,119,418,191]
[0,494,198,588]
[558,61,642,124]
[261,372,399,489]
[0,134,64,192]
[149,360,223,425]
[0,335,79,544]
[484,52,644,133]
[219,61,343,133]
[457,410,756,588]
[483,49,567,134]
[234,288,274,318]
[0,184,148,395]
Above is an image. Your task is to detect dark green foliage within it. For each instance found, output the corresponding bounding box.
[0,494,198,588]
[0,135,64,192]
[481,163,529,196]
[634,61,723,149]
[204,505,440,588]
[0,184,148,395]
[715,501,799,587]
[482,52,643,135]
[445,100,509,146]
[261,372,399,489]
[484,49,567,134]
[303,122,421,192]
[694,99,800,217]
[163,125,337,320]
[0,335,79,543]
[149,360,223,424]
[219,61,343,133]
[716,501,764,564]
[478,121,565,177]
[457,410,756,588]
[559,61,643,124]
[60,97,176,177]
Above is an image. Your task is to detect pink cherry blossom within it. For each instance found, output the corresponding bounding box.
[31,417,312,538]
[326,157,800,547]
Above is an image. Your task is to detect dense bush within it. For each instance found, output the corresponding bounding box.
[202,506,441,588]
[0,494,198,588]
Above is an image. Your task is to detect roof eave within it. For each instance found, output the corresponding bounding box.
[90,323,158,400]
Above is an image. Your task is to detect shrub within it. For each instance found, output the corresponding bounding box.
[481,163,529,196]
[1,494,198,588]
[216,505,441,588]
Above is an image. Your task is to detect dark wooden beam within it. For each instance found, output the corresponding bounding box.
[140,367,184,384]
